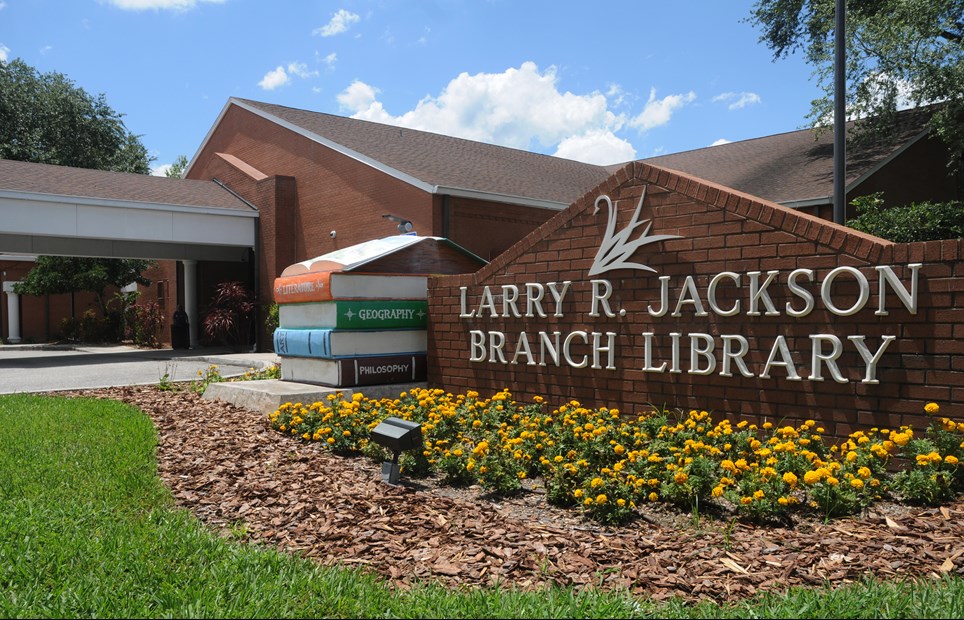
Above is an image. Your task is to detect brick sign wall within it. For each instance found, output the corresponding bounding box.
[428,163,964,440]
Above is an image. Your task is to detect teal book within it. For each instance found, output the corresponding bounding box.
[273,327,427,359]
[278,299,428,330]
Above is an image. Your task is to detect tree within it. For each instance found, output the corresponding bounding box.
[2,58,158,341]
[13,257,154,315]
[0,58,152,172]
[164,154,189,178]
[747,0,964,169]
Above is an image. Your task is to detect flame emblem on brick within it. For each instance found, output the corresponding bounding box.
[588,186,681,276]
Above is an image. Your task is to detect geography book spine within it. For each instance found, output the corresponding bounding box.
[278,299,428,330]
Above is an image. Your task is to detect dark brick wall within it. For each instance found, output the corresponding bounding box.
[428,163,963,441]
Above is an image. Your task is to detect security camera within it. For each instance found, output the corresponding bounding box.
[330,230,337,238]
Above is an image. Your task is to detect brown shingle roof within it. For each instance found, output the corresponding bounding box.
[637,107,935,205]
[234,98,613,206]
[0,158,255,212]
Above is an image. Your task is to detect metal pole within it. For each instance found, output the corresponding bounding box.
[833,0,847,225]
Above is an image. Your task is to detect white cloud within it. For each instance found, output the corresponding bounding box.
[554,130,637,166]
[313,9,360,37]
[286,61,317,79]
[0,2,7,10]
[630,88,697,131]
[0,44,8,62]
[320,52,337,69]
[151,163,173,177]
[337,80,381,111]
[258,66,289,90]
[104,0,225,11]
[40,45,53,55]
[258,61,317,90]
[338,62,625,157]
[710,138,731,146]
[712,91,761,110]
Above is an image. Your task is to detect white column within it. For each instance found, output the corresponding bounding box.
[181,260,198,348]
[2,281,22,344]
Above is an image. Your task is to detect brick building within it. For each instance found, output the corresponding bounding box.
[1,99,959,349]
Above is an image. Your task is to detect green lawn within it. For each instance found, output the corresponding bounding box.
[0,393,960,618]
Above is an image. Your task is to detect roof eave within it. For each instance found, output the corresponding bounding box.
[0,188,260,218]
[435,185,569,210]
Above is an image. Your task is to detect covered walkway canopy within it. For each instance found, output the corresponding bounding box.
[0,159,259,345]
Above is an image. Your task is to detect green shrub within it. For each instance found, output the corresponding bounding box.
[848,193,964,242]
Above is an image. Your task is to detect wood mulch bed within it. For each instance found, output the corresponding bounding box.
[63,385,963,603]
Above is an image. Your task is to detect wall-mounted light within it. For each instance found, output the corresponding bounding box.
[382,214,414,234]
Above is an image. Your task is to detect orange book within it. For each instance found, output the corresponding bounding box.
[273,271,428,304]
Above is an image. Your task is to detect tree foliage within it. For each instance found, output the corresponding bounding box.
[164,154,189,178]
[13,256,154,313]
[0,58,152,173]
[747,0,964,168]
[848,192,964,241]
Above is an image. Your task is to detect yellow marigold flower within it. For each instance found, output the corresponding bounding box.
[674,472,689,484]
[614,444,625,455]
[782,472,798,487]
[778,497,789,506]
[857,466,872,479]
[648,492,659,502]
[590,477,604,488]
[517,471,526,480]
[741,496,753,505]
[946,455,960,465]
[925,402,940,415]
[711,485,724,498]
[889,430,912,446]
[851,478,864,489]
[617,498,626,507]
[803,470,821,485]
[595,494,607,505]
[846,450,858,462]
[573,489,583,499]
[826,476,839,486]
[327,437,335,444]
[583,497,593,506]
[342,430,351,437]
[753,489,765,500]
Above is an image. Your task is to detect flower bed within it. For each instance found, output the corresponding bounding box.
[268,389,963,524]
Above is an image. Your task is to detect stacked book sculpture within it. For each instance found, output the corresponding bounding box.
[272,235,485,388]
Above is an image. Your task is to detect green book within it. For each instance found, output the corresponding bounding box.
[278,299,428,330]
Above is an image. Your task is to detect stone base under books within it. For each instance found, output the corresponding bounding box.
[202,378,427,415]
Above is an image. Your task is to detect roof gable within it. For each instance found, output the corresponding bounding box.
[472,161,892,285]
[189,98,612,210]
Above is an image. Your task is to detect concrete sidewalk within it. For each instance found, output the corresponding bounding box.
[0,343,280,394]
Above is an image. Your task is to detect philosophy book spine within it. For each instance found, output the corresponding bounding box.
[280,354,428,387]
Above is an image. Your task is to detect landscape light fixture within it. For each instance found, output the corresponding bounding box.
[369,416,423,485]
[382,213,414,234]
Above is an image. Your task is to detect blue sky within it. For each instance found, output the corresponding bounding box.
[1,0,821,175]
